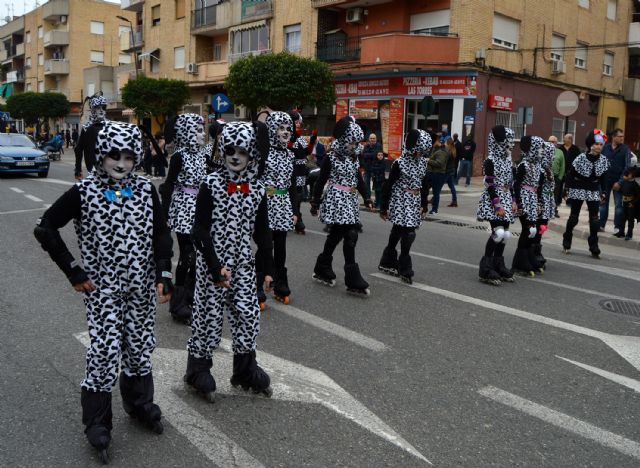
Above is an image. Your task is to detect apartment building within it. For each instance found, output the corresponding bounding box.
[0,0,135,128]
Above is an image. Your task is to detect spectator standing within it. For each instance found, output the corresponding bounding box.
[600,128,633,233]
[548,135,565,217]
[362,134,382,193]
[557,133,581,207]
[65,129,71,148]
[427,138,449,214]
[152,131,167,178]
[616,168,639,240]
[71,128,79,147]
[452,133,463,184]
[457,135,476,186]
[444,138,458,207]
[370,151,387,210]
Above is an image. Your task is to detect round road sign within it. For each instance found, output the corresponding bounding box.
[555,91,579,117]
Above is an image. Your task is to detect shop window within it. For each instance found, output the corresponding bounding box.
[575,43,587,68]
[492,14,519,50]
[607,0,617,20]
[410,9,451,36]
[152,5,161,27]
[90,21,104,35]
[496,110,525,140]
[552,118,576,141]
[603,52,614,76]
[284,24,301,53]
[550,34,565,62]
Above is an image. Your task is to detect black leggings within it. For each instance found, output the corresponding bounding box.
[517,217,536,250]
[565,199,600,236]
[386,225,416,256]
[484,220,510,257]
[176,233,195,287]
[273,230,288,271]
[322,224,359,264]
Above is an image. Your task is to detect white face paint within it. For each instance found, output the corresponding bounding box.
[92,106,107,121]
[103,150,135,180]
[276,124,291,146]
[196,124,205,146]
[225,146,250,173]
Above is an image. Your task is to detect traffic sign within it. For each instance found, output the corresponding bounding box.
[0,111,10,120]
[211,93,231,113]
[555,91,579,117]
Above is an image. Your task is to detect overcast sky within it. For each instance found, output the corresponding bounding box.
[3,0,120,20]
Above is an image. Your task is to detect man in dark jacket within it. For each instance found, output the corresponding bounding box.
[362,133,382,193]
[600,128,633,233]
[452,133,463,184]
[457,135,476,186]
[557,133,581,207]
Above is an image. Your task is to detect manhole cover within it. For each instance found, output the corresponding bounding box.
[437,220,470,227]
[599,299,640,317]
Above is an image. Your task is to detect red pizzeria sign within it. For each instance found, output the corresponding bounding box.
[334,75,478,99]
[488,94,513,110]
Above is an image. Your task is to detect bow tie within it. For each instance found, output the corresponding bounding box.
[227,181,250,194]
[103,186,134,202]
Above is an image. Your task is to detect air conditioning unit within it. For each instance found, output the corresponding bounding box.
[187,62,199,74]
[551,60,566,75]
[475,48,487,59]
[60,15,67,24]
[234,105,247,119]
[346,7,364,24]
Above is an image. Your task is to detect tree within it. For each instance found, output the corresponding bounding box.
[121,75,191,128]
[6,92,70,133]
[225,52,335,114]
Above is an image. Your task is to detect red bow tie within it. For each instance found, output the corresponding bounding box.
[227,181,250,194]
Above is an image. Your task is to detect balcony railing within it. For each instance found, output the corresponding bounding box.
[228,48,271,64]
[241,0,273,21]
[6,69,25,83]
[192,5,217,30]
[15,43,24,56]
[44,59,70,75]
[121,25,144,51]
[316,36,361,62]
[0,49,8,62]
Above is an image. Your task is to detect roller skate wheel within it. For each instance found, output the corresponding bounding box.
[203,391,216,403]
[378,266,398,276]
[528,271,535,277]
[563,248,570,254]
[259,302,266,312]
[501,277,515,283]
[98,449,109,465]
[400,276,413,284]
[274,294,289,305]
[312,274,336,287]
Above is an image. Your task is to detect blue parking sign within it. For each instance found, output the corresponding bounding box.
[211,93,231,113]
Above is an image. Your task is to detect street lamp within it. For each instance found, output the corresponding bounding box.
[116,15,138,79]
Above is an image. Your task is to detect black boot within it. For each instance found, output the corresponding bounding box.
[378,246,398,276]
[169,286,192,324]
[398,254,414,284]
[81,389,112,464]
[313,253,336,286]
[528,245,544,274]
[295,219,306,234]
[511,248,535,276]
[230,351,272,397]
[256,271,267,311]
[184,353,216,402]
[479,256,501,285]
[344,263,369,295]
[588,218,601,258]
[563,214,578,253]
[533,243,546,270]
[492,256,514,282]
[273,267,290,303]
[119,373,163,434]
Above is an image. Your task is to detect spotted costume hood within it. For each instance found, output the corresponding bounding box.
[264,111,293,149]
[488,125,515,160]
[84,93,107,126]
[173,113,204,154]
[218,121,268,181]
[520,135,545,163]
[402,129,432,158]
[93,121,143,185]
[331,116,364,158]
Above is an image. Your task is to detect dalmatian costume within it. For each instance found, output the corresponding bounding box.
[74,93,108,177]
[378,129,432,283]
[288,109,318,234]
[185,121,274,399]
[563,129,610,257]
[531,142,557,269]
[311,116,373,293]
[34,121,173,460]
[512,135,544,275]
[159,114,208,323]
[257,111,299,303]
[476,126,516,284]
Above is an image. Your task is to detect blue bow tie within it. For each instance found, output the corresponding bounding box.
[103,186,134,202]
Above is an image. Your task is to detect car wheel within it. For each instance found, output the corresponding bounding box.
[38,171,48,178]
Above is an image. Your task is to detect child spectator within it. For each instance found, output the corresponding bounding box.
[617,168,639,240]
[370,151,387,210]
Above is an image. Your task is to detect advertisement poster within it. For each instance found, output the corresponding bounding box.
[349,100,379,120]
[387,98,404,159]
[379,102,390,156]
[335,99,349,122]
[335,75,478,99]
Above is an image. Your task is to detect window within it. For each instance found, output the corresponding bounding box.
[550,34,565,62]
[492,14,519,50]
[26,57,32,68]
[151,56,160,73]
[284,24,301,53]
[552,118,576,141]
[26,82,32,91]
[606,117,618,134]
[213,43,222,61]
[119,26,130,38]
[152,5,161,26]
[38,80,44,92]
[410,9,450,36]
[230,25,269,57]
[496,110,525,140]
[38,26,43,38]
[588,95,599,114]
[90,21,104,35]
[175,0,185,19]
[87,83,95,96]
[119,53,132,65]
[607,0,616,19]
[26,31,30,43]
[38,53,43,66]
[575,42,587,68]
[578,0,589,8]
[90,50,104,64]
[174,46,185,69]
[603,51,614,76]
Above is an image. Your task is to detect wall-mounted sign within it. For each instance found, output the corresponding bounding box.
[335,75,478,99]
[488,94,513,111]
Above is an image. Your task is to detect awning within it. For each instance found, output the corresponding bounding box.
[138,48,160,61]
[122,108,136,116]
[0,83,12,98]
[228,19,267,35]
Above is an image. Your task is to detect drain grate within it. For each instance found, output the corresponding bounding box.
[599,299,640,317]
[438,220,471,227]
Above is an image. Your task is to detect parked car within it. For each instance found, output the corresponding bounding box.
[0,133,50,178]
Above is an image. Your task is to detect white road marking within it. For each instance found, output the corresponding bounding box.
[547,257,640,282]
[34,177,74,186]
[9,187,24,193]
[267,301,388,352]
[24,194,43,203]
[74,332,430,465]
[305,228,328,236]
[371,274,640,374]
[478,385,640,460]
[410,251,640,305]
[0,207,47,215]
[556,356,640,393]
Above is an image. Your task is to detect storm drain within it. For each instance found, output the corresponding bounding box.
[425,217,520,236]
[599,299,640,318]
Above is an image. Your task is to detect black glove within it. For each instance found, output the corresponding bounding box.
[68,264,89,286]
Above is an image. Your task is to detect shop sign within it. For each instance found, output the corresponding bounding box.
[463,115,475,125]
[334,76,477,99]
[488,94,513,111]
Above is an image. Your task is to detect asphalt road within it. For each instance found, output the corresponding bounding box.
[1,157,639,467]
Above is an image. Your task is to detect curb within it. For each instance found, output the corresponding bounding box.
[546,221,640,251]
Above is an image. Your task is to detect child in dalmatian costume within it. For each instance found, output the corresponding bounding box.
[377,129,432,284]
[74,93,108,179]
[185,121,274,400]
[562,129,610,258]
[288,108,318,234]
[159,113,208,324]
[311,116,374,294]
[476,126,517,285]
[256,111,300,306]
[532,141,557,270]
[512,135,544,276]
[34,121,174,464]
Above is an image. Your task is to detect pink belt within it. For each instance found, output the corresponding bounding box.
[178,186,198,196]
[404,188,420,196]
[332,183,356,193]
[522,184,536,192]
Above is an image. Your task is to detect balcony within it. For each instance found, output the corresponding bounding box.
[14,42,24,57]
[0,16,24,36]
[121,0,144,12]
[46,88,70,99]
[42,0,69,22]
[44,59,70,75]
[311,0,348,7]
[0,49,8,62]
[624,78,640,102]
[104,93,123,109]
[229,48,271,64]
[6,69,25,83]
[630,23,640,52]
[185,60,229,84]
[316,35,361,62]
[241,0,273,21]
[120,25,144,52]
[44,30,70,48]
[192,0,237,35]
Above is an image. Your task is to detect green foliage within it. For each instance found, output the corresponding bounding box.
[6,92,70,125]
[225,52,335,112]
[121,75,191,127]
